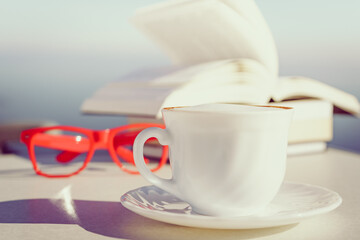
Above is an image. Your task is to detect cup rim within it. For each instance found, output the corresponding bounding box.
[162,104,293,115]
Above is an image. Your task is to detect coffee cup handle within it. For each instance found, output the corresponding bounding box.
[133,127,179,197]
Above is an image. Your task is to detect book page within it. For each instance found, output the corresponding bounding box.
[272,76,360,115]
[132,0,278,80]
[151,58,273,89]
[221,0,278,75]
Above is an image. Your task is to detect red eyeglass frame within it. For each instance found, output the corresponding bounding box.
[20,123,168,178]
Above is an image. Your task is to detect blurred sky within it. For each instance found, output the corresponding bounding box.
[0,0,359,152]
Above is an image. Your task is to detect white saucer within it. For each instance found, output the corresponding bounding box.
[120,182,342,229]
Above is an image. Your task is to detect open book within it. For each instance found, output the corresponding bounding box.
[127,98,334,145]
[81,59,360,118]
[131,0,279,77]
[81,0,360,118]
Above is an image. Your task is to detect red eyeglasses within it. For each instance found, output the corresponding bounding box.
[20,123,168,177]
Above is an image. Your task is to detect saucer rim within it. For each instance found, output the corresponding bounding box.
[120,181,342,229]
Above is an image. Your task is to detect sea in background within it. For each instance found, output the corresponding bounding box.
[0,0,359,153]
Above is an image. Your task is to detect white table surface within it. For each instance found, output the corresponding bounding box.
[0,148,359,240]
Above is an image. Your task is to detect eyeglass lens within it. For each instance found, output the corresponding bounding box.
[112,129,164,172]
[32,129,90,175]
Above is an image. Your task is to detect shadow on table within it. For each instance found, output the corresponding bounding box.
[0,199,296,240]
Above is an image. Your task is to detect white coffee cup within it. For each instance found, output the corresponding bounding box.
[133,104,293,216]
